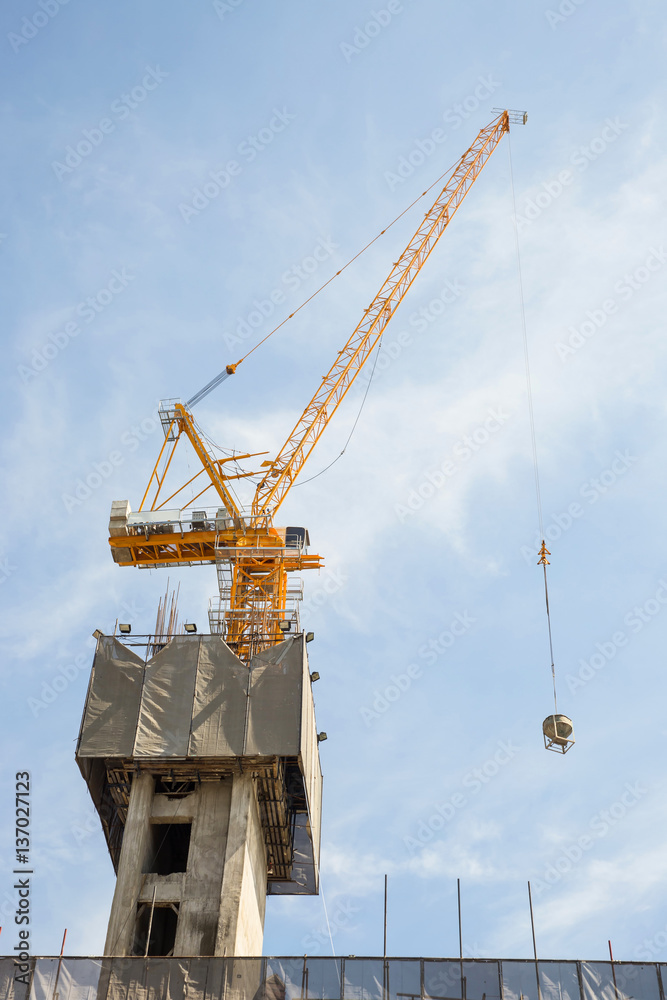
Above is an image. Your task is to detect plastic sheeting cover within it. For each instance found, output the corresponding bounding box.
[1,958,666,1000]
[299,643,322,882]
[77,636,313,761]
[78,638,144,756]
[580,962,661,1000]
[245,639,302,756]
[189,641,248,757]
[134,638,200,757]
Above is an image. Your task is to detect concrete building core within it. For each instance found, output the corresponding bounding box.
[76,633,322,958]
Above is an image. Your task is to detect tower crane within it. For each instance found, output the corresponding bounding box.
[108,110,526,664]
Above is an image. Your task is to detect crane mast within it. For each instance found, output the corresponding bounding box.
[108,110,526,663]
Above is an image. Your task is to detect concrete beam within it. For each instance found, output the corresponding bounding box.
[104,772,154,956]
[214,773,267,956]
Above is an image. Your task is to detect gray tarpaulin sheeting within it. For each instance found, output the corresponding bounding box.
[77,637,144,756]
[30,959,103,1000]
[245,639,302,755]
[0,959,28,1000]
[539,963,581,1000]
[299,645,322,883]
[134,638,200,757]
[0,959,666,1000]
[77,636,311,760]
[188,640,248,757]
[579,962,661,1000]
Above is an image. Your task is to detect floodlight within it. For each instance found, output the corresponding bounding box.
[305,631,315,643]
[310,672,320,682]
[92,629,103,640]
[184,623,197,633]
[317,731,327,743]
[118,624,131,634]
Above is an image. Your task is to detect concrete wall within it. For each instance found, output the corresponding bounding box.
[104,773,155,955]
[175,781,232,956]
[215,773,267,956]
[104,773,266,957]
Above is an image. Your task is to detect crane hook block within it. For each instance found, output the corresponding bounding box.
[537,540,551,566]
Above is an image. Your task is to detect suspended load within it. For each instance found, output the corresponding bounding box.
[542,713,575,754]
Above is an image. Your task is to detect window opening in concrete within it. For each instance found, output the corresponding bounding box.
[133,903,179,956]
[145,823,192,875]
[154,777,197,798]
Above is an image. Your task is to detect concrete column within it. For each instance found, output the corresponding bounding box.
[104,772,154,956]
[174,780,232,956]
[214,772,267,956]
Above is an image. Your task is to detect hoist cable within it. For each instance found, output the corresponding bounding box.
[508,133,559,716]
[508,134,544,541]
[294,333,384,488]
[542,560,558,713]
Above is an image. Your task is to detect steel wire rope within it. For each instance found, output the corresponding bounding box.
[292,332,384,488]
[186,153,465,409]
[507,132,558,715]
[301,764,337,962]
[190,415,246,510]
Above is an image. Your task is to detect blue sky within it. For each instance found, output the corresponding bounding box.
[2,0,667,964]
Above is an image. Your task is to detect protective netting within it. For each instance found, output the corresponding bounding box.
[1,958,666,1000]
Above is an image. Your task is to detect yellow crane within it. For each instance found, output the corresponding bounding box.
[108,110,526,663]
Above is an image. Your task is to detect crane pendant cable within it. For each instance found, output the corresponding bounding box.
[185,153,465,410]
[508,135,571,751]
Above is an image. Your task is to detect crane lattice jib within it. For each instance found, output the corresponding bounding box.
[252,111,511,518]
